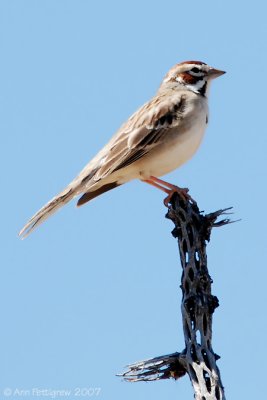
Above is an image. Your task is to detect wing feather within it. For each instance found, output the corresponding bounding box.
[93,94,187,180]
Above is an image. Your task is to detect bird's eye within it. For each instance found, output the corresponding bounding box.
[191,67,200,73]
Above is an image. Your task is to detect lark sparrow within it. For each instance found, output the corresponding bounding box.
[19,61,225,238]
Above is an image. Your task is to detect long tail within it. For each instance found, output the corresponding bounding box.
[19,175,122,239]
[19,184,79,239]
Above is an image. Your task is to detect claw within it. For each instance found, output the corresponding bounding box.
[142,176,195,207]
[163,187,192,206]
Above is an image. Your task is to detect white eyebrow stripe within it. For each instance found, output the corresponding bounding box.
[180,63,205,71]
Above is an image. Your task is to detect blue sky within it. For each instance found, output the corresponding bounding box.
[1,0,267,399]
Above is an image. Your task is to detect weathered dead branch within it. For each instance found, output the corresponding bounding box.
[118,192,232,399]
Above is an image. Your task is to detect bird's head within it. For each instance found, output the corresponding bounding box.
[161,61,225,96]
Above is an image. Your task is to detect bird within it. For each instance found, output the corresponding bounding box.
[19,61,225,239]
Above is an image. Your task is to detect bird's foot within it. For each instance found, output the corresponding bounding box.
[143,176,195,207]
[163,186,192,206]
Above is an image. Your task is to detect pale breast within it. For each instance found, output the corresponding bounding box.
[137,96,209,178]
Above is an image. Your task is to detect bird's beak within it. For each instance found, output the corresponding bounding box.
[208,68,226,79]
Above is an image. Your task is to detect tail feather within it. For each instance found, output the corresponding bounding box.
[77,181,120,207]
[19,187,77,239]
[19,173,121,239]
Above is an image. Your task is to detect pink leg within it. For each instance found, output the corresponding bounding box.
[143,176,194,206]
